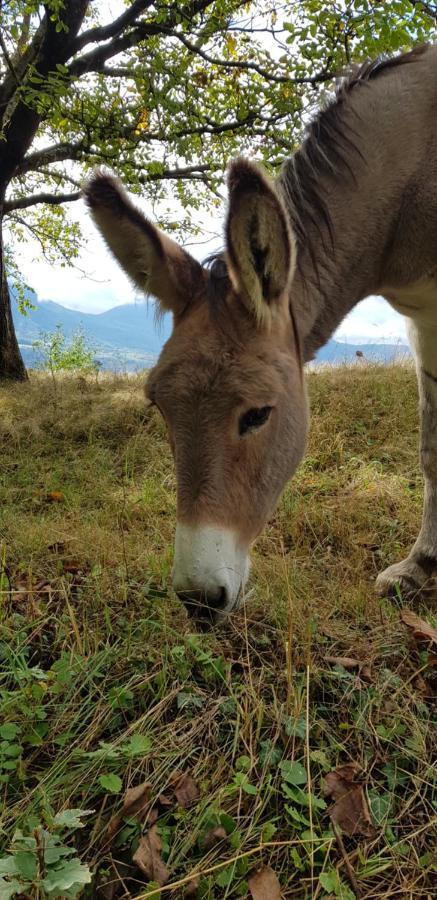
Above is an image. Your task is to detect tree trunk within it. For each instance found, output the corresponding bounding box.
[0,210,27,381]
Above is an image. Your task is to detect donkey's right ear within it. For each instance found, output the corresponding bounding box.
[84,172,203,317]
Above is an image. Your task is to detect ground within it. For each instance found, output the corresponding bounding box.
[0,365,435,899]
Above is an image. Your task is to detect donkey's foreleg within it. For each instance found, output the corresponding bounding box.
[376,320,437,602]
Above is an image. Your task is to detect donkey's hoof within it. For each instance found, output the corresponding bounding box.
[376,558,437,603]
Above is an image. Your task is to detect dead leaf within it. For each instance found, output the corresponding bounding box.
[62,560,84,576]
[326,656,373,682]
[202,826,227,850]
[324,763,375,838]
[248,866,282,899]
[171,771,200,809]
[133,825,169,886]
[325,656,362,668]
[360,664,373,683]
[45,491,65,503]
[108,780,152,840]
[413,673,435,699]
[401,609,437,646]
[183,876,200,896]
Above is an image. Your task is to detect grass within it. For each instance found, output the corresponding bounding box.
[0,364,435,899]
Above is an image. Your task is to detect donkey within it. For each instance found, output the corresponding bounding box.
[85,44,437,623]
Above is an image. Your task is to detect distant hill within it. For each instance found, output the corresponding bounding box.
[12,288,172,371]
[11,286,410,370]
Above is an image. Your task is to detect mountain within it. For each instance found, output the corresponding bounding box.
[11,287,410,371]
[12,289,172,370]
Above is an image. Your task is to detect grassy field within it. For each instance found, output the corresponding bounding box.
[0,365,435,899]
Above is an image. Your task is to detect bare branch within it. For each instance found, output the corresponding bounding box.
[73,0,155,52]
[0,31,20,85]
[16,142,87,176]
[68,0,217,78]
[4,190,82,213]
[163,27,333,86]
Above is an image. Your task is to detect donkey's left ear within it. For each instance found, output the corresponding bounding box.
[225,158,295,325]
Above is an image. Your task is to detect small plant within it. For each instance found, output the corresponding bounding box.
[33,325,98,378]
[0,809,93,898]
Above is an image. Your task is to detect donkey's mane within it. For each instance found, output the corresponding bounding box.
[205,45,429,301]
[279,44,429,260]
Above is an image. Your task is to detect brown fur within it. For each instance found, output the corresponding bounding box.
[85,44,437,608]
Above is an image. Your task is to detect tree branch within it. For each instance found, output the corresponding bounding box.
[4,190,81,213]
[163,27,334,86]
[16,141,87,175]
[0,31,20,85]
[68,0,216,78]
[73,0,155,53]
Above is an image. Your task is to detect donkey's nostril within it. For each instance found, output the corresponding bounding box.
[176,586,228,621]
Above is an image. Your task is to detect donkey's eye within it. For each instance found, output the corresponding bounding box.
[239,405,273,436]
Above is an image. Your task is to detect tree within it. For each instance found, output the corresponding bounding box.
[1,1,436,380]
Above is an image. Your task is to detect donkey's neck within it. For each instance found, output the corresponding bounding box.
[290,183,381,362]
[279,46,429,362]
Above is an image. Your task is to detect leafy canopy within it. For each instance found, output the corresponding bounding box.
[1,1,436,273]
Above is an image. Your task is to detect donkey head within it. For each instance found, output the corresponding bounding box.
[85,160,308,624]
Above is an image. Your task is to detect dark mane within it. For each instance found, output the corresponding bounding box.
[279,44,429,261]
[204,252,230,306]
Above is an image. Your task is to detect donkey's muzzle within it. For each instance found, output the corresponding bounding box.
[176,586,229,626]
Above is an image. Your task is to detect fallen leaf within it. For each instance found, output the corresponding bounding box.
[107,780,152,840]
[183,876,200,895]
[413,673,435,699]
[325,656,361,668]
[360,664,373,682]
[157,793,173,807]
[133,825,169,885]
[323,763,375,838]
[401,610,437,646]
[202,826,227,850]
[62,560,84,576]
[171,771,200,809]
[45,491,65,503]
[326,656,373,681]
[248,865,282,899]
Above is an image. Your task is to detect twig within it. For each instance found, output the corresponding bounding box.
[332,821,362,898]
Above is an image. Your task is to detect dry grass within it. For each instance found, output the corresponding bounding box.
[0,365,435,899]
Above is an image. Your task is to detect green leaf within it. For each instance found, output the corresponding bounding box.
[319,870,338,893]
[259,740,282,767]
[280,760,307,785]
[284,715,307,739]
[235,755,251,772]
[261,821,277,842]
[0,877,29,899]
[53,808,94,829]
[215,865,235,887]
[42,858,92,894]
[99,773,123,793]
[368,791,392,825]
[0,725,20,740]
[2,744,22,758]
[125,734,152,755]
[0,857,19,876]
[14,851,37,881]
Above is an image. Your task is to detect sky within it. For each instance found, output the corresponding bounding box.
[17,195,408,345]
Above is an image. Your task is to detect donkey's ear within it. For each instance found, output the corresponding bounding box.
[225,158,295,325]
[84,172,203,317]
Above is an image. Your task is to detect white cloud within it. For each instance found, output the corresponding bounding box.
[334,295,408,345]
